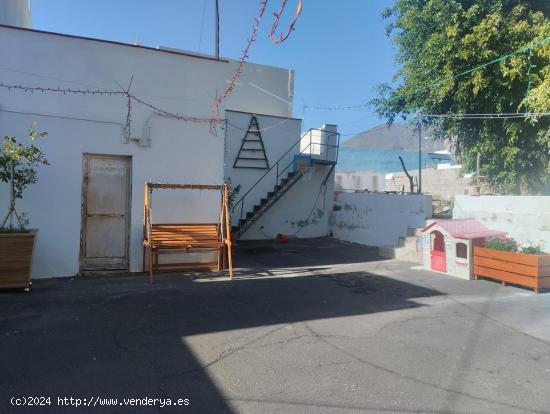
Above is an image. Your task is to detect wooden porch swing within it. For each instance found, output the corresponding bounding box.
[143,183,233,282]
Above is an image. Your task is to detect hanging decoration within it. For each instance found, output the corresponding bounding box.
[233,115,269,169]
[210,0,304,132]
[269,0,303,44]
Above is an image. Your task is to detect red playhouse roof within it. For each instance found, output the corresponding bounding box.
[422,218,507,240]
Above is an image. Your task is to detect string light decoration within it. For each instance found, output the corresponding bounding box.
[210,0,304,132]
[210,0,269,131]
[0,81,223,127]
[269,0,303,44]
[0,82,124,96]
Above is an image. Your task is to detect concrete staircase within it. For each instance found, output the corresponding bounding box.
[378,227,424,263]
[232,171,304,239]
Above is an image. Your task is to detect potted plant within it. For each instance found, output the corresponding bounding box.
[0,125,48,291]
[473,238,550,293]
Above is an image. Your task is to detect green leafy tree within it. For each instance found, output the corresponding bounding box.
[372,0,550,194]
[0,125,49,231]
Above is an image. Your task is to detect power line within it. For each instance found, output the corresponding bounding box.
[337,112,550,137]
[305,35,550,111]
[423,112,550,119]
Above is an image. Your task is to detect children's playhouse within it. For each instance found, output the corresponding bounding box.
[421,219,506,280]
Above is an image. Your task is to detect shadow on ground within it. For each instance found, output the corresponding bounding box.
[0,239,441,413]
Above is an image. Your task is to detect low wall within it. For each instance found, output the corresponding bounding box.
[454,196,550,249]
[331,192,432,247]
[335,171,386,192]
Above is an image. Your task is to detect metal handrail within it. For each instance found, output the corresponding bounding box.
[231,128,340,232]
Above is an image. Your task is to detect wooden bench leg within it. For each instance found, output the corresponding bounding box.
[226,242,233,280]
[217,246,223,271]
[149,247,154,283]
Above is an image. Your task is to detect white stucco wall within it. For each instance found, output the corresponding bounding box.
[0,25,295,278]
[453,196,550,250]
[335,171,386,192]
[224,111,335,239]
[332,193,432,247]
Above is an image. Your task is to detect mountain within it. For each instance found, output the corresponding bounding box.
[342,123,448,152]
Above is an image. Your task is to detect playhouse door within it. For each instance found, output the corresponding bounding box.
[430,231,447,272]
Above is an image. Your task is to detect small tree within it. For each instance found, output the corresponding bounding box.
[0,124,49,231]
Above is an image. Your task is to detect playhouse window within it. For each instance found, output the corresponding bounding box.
[456,242,468,259]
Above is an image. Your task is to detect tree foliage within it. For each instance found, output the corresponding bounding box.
[372,0,550,194]
[1,125,48,230]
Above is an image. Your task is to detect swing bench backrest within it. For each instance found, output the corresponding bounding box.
[148,223,221,250]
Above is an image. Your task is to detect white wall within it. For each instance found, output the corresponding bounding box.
[332,192,432,247]
[335,171,386,192]
[224,111,303,216]
[454,196,550,250]
[0,26,294,277]
[224,112,336,239]
[0,0,31,28]
[387,166,474,197]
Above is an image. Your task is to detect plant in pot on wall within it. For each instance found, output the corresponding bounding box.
[473,238,550,294]
[0,125,48,291]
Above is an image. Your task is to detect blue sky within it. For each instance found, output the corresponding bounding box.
[31,0,397,137]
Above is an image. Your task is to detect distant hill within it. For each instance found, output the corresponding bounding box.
[343,123,448,152]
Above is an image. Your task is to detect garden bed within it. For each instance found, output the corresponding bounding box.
[473,246,550,293]
[0,230,36,290]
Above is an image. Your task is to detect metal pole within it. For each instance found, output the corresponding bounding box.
[475,152,481,196]
[418,121,422,194]
[215,0,220,59]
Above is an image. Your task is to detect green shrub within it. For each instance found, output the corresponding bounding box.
[520,244,546,255]
[484,238,518,252]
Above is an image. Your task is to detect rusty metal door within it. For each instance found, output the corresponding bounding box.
[81,155,131,271]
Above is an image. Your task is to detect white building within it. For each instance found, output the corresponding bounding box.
[0,16,337,278]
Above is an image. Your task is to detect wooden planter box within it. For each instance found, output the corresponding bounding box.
[0,230,37,291]
[473,246,550,293]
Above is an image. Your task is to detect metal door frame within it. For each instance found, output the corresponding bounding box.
[80,154,132,272]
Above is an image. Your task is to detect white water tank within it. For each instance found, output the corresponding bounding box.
[0,0,32,28]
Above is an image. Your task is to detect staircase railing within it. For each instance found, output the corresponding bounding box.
[231,128,340,233]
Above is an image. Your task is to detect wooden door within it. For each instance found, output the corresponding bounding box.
[431,231,447,272]
[81,155,131,271]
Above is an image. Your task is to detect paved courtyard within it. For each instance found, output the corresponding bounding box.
[2,238,550,413]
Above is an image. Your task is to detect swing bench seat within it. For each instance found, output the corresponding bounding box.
[144,223,223,279]
[143,182,233,283]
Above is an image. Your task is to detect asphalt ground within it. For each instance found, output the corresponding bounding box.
[2,238,550,414]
